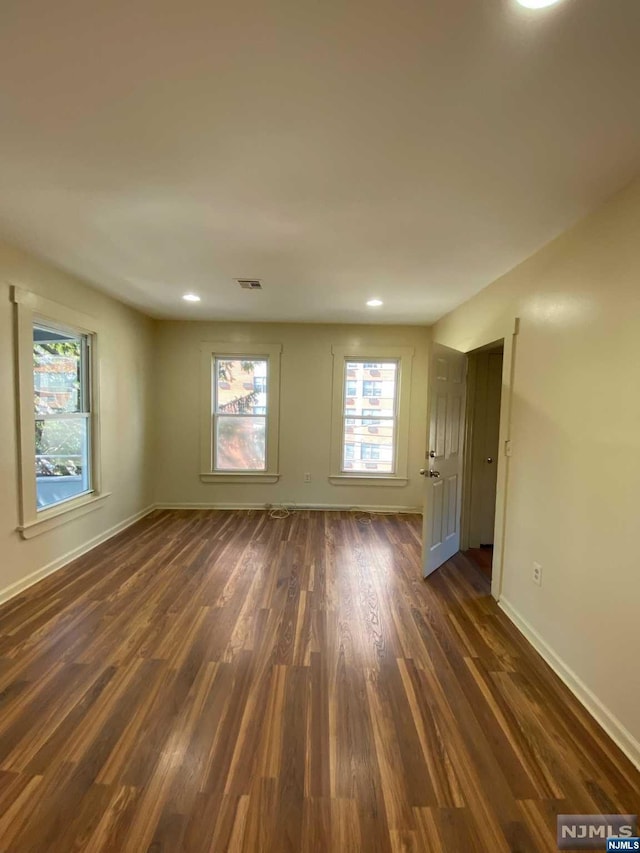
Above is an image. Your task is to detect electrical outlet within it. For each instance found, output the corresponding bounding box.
[532,561,542,586]
[304,472,311,483]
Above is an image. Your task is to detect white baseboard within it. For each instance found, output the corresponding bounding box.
[499,597,640,772]
[1,505,156,607]
[155,501,422,514]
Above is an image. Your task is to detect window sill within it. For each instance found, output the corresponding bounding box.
[328,475,409,487]
[199,472,281,484]
[18,492,111,540]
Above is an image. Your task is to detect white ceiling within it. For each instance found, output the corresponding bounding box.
[0,0,639,324]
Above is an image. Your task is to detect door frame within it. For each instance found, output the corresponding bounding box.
[438,317,519,602]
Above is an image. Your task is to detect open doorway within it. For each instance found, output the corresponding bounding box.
[422,320,517,596]
[461,340,504,582]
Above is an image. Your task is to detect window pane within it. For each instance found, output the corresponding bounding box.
[344,361,397,416]
[34,325,85,416]
[215,359,268,415]
[36,417,90,508]
[343,422,395,473]
[216,415,266,471]
[342,361,398,474]
[361,408,382,425]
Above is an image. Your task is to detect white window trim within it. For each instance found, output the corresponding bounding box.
[12,287,109,539]
[199,342,282,483]
[329,345,414,486]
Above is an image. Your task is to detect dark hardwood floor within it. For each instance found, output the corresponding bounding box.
[464,546,493,581]
[0,510,638,851]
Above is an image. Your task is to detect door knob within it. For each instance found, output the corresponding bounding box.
[429,450,436,458]
[486,457,494,464]
[420,469,440,478]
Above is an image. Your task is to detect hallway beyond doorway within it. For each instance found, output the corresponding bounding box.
[464,545,493,581]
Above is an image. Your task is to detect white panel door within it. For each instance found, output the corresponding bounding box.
[422,344,467,577]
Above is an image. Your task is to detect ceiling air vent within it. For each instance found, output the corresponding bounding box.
[236,278,262,290]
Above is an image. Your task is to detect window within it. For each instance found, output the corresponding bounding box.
[363,380,382,397]
[340,361,397,473]
[345,406,357,426]
[34,324,92,509]
[13,287,106,539]
[214,358,268,471]
[330,346,413,483]
[200,343,282,482]
[362,408,381,426]
[361,443,381,460]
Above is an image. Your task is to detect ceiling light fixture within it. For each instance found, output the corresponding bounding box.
[182,293,201,302]
[366,299,383,307]
[516,0,563,8]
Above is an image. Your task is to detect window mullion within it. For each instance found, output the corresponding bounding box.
[214,412,268,418]
[37,412,91,421]
[343,416,395,421]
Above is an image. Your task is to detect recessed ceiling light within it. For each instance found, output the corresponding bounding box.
[182,293,201,302]
[516,0,563,8]
[366,299,383,307]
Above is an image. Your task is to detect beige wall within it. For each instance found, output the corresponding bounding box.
[0,241,155,601]
[153,322,429,510]
[435,178,640,757]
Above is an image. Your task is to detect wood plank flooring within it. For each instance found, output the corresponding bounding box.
[464,547,493,581]
[0,510,638,851]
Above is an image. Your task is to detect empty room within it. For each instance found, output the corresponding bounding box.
[1,0,639,851]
